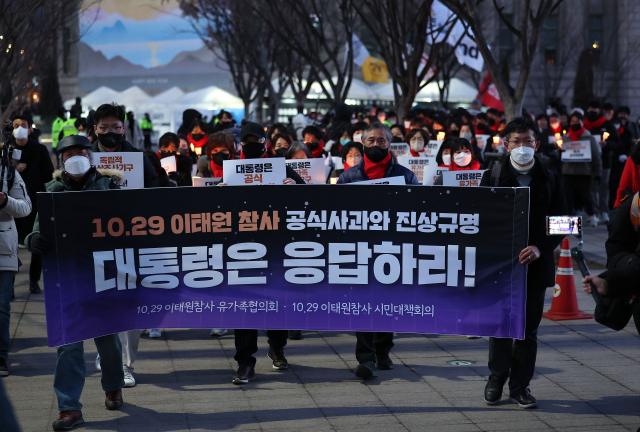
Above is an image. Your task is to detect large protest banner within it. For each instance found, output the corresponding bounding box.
[38,185,529,347]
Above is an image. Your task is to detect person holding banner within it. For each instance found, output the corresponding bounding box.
[434,138,482,185]
[481,117,567,409]
[405,129,429,157]
[336,122,417,380]
[303,125,335,172]
[272,133,292,158]
[25,135,125,430]
[562,112,602,226]
[158,133,193,187]
[435,138,453,168]
[196,132,236,179]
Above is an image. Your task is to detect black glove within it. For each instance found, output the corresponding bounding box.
[30,233,50,255]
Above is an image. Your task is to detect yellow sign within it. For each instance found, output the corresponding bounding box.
[362,56,390,84]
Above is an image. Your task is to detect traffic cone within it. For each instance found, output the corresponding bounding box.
[542,238,593,321]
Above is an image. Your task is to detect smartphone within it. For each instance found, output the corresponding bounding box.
[547,216,582,235]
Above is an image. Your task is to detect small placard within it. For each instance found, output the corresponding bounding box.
[222,158,287,185]
[349,176,406,185]
[442,170,487,187]
[561,140,592,162]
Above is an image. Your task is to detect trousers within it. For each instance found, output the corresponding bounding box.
[234,329,288,367]
[563,174,595,216]
[590,168,611,214]
[355,332,394,364]
[0,271,15,360]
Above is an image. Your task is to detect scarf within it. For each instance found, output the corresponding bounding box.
[239,151,269,160]
[618,126,624,136]
[451,159,481,171]
[311,141,325,158]
[584,115,606,131]
[344,160,354,170]
[410,149,424,157]
[568,126,585,141]
[210,159,225,177]
[475,125,487,135]
[364,153,391,180]
[550,123,563,134]
[510,157,533,175]
[188,133,208,148]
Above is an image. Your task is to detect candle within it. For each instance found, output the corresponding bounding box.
[603,132,610,141]
[492,136,500,145]
[437,132,445,141]
[195,146,202,156]
[554,133,561,140]
[557,139,563,148]
[330,177,338,184]
[190,143,195,152]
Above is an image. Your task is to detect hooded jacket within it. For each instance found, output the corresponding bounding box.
[92,138,159,188]
[0,169,32,272]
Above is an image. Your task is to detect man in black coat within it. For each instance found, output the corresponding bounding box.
[481,117,568,409]
[10,113,54,294]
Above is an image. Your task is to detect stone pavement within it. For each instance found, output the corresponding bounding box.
[4,225,640,432]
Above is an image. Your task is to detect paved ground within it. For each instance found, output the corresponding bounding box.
[4,225,640,432]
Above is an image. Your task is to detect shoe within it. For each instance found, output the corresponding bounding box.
[18,243,25,250]
[355,361,377,380]
[375,355,394,370]
[52,410,84,430]
[95,355,101,371]
[288,330,303,340]
[232,365,256,385]
[149,329,161,338]
[0,358,8,377]
[484,375,506,405]
[105,389,123,410]
[600,212,610,224]
[509,388,538,409]
[268,347,289,370]
[585,214,599,227]
[29,280,41,294]
[210,328,228,337]
[123,367,136,387]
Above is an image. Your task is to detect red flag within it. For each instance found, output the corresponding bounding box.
[476,72,504,111]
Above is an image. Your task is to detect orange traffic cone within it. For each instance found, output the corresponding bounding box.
[542,238,593,321]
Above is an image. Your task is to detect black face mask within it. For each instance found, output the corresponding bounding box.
[571,123,583,131]
[99,132,123,149]
[363,145,389,163]
[476,123,486,131]
[275,148,288,157]
[242,141,266,159]
[391,136,403,143]
[160,150,177,158]
[219,121,233,129]
[487,118,495,126]
[586,111,599,122]
[211,152,230,166]
[191,133,205,141]
[306,141,320,151]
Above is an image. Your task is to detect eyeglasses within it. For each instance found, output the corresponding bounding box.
[506,139,536,148]
[97,125,124,133]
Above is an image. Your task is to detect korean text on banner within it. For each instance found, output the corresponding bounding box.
[561,140,592,162]
[223,158,287,185]
[424,166,449,186]
[286,159,326,185]
[424,140,443,156]
[397,157,432,184]
[390,143,410,158]
[160,156,176,174]
[443,170,487,187]
[192,177,221,187]
[95,152,144,189]
[38,185,529,347]
[349,176,407,185]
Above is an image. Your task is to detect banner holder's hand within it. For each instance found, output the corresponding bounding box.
[283,178,295,185]
[519,245,540,265]
[582,275,606,296]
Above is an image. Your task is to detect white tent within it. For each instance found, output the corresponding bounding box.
[116,86,151,111]
[372,78,477,103]
[176,86,244,110]
[147,87,185,105]
[274,77,379,101]
[64,86,121,111]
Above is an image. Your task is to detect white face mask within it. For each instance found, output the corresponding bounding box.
[353,134,363,143]
[64,155,91,177]
[442,154,451,165]
[77,131,88,137]
[460,132,473,140]
[410,138,424,152]
[404,120,411,130]
[510,146,535,166]
[13,126,28,140]
[454,152,472,167]
[546,108,553,116]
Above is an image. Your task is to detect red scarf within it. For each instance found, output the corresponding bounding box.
[618,126,624,136]
[188,133,208,148]
[451,159,481,171]
[364,153,391,180]
[240,151,269,160]
[568,126,585,141]
[311,141,325,158]
[475,125,487,135]
[550,123,563,134]
[584,115,606,131]
[410,149,424,157]
[344,160,354,170]
[209,159,224,177]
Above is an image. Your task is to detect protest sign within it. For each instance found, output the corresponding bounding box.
[442,170,487,187]
[397,157,432,184]
[390,143,410,158]
[561,140,592,162]
[192,177,221,187]
[349,176,406,185]
[95,152,144,189]
[423,166,449,186]
[286,159,326,184]
[39,185,529,347]
[475,134,490,150]
[424,140,443,156]
[223,158,287,185]
[160,156,176,174]
[332,156,344,170]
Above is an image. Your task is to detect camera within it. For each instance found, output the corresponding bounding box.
[547,215,581,235]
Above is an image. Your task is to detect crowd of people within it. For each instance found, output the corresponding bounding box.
[1,95,640,430]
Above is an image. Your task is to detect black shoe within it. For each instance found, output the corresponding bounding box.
[509,388,538,409]
[232,364,256,385]
[104,389,123,410]
[52,410,84,430]
[355,361,377,380]
[0,358,8,377]
[484,375,506,405]
[29,281,41,294]
[288,330,303,340]
[268,347,289,370]
[375,355,394,370]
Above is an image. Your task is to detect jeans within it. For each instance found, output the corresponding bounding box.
[234,329,288,367]
[54,334,124,411]
[355,332,394,364]
[0,271,16,361]
[488,288,546,393]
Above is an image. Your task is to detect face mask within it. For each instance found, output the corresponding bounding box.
[219,121,233,129]
[98,132,123,149]
[410,138,424,152]
[546,108,553,116]
[586,111,599,122]
[353,134,363,143]
[77,131,88,137]
[391,136,403,143]
[13,126,28,140]
[346,156,361,167]
[363,144,389,163]
[211,152,230,165]
[404,120,411,130]
[306,141,319,151]
[340,139,350,146]
[510,146,535,166]
[454,152,472,167]
[442,154,451,165]
[64,155,91,177]
[242,141,266,159]
[620,117,628,125]
[476,123,486,131]
[191,133,205,141]
[460,132,473,140]
[570,123,583,131]
[161,149,176,158]
[488,118,496,126]
[275,148,288,157]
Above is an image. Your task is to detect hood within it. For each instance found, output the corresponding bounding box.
[52,168,125,183]
[182,109,202,127]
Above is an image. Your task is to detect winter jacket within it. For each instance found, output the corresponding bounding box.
[561,129,602,177]
[92,138,159,188]
[25,168,121,251]
[13,136,54,211]
[0,170,32,272]
[196,155,216,178]
[614,156,640,208]
[336,156,419,185]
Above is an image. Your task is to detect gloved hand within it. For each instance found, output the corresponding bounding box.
[30,233,50,255]
[620,154,629,163]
